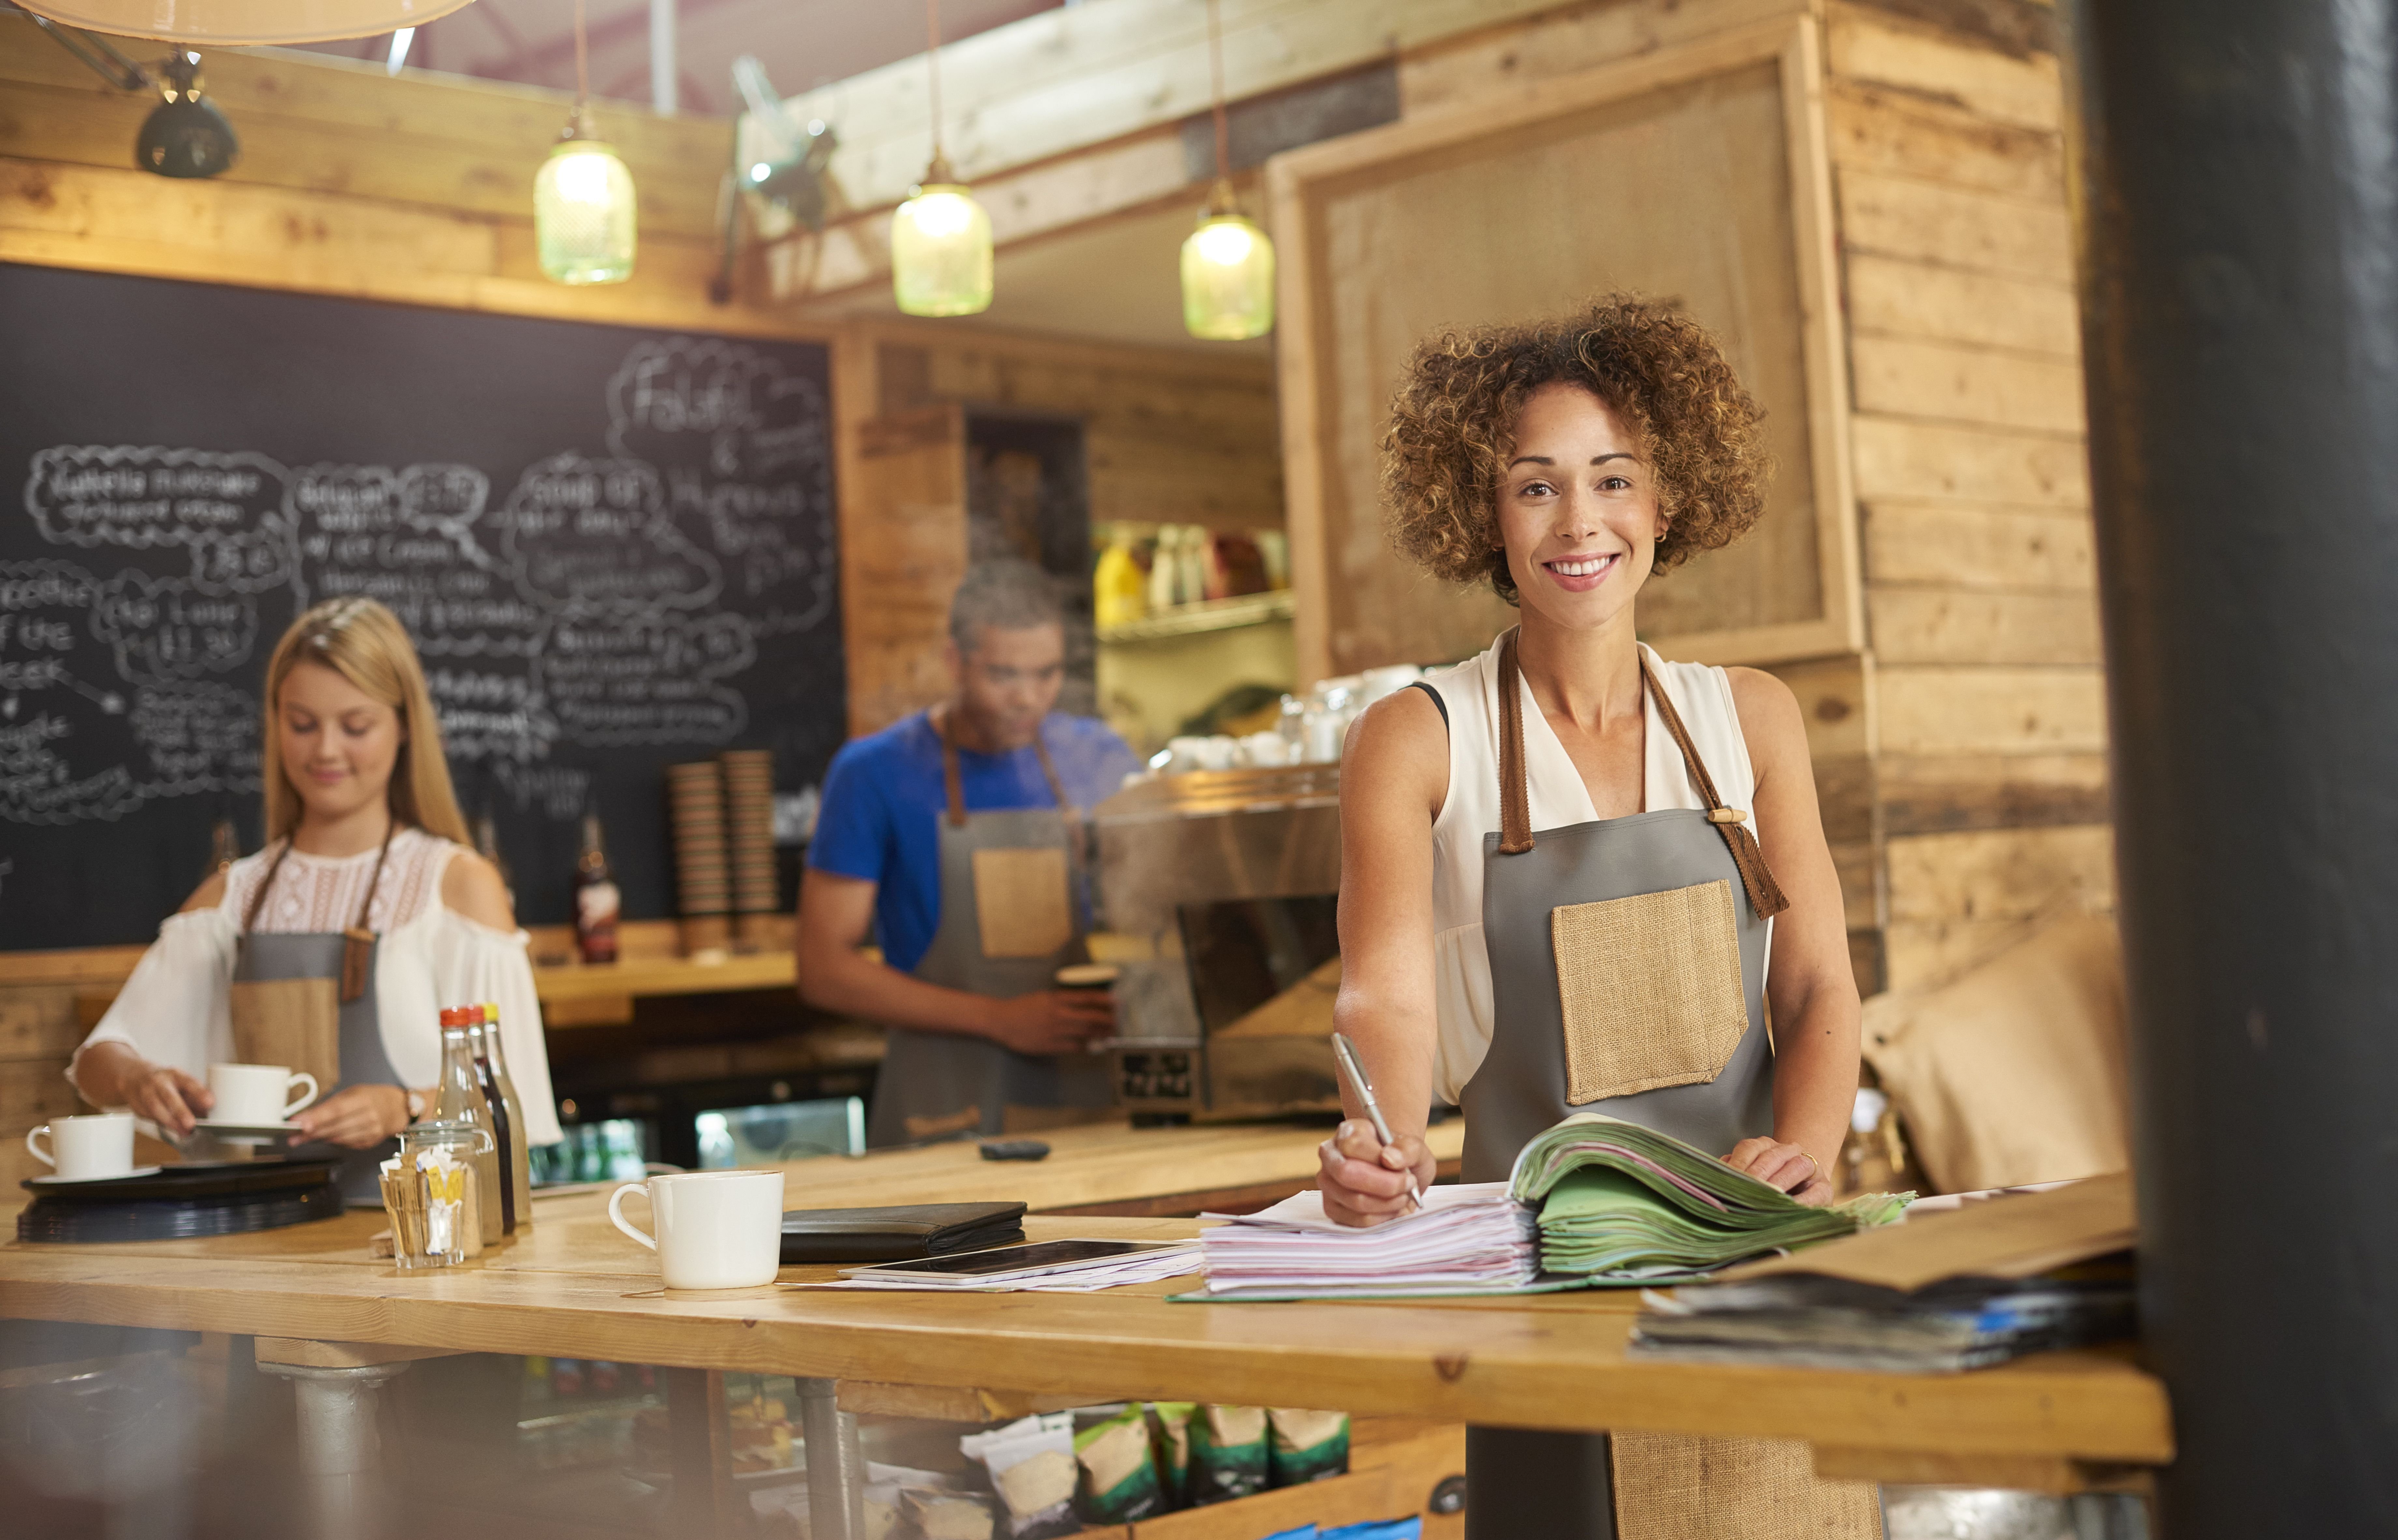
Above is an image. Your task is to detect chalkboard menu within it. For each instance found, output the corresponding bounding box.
[0,264,843,949]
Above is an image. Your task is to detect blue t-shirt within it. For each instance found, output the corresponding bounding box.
[807,711,1141,974]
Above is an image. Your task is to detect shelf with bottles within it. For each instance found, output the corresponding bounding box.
[1098,586,1295,643]
[1093,520,1291,640]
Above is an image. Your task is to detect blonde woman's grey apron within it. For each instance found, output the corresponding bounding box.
[229,828,410,1203]
[864,718,1113,1147]
[1460,631,1873,1540]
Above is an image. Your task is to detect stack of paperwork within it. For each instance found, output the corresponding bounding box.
[1182,1113,1910,1302]
[1191,1183,1538,1300]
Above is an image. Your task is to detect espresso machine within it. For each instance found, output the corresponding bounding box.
[1091,763,1344,1121]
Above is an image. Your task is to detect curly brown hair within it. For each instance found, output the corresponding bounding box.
[1379,296,1770,602]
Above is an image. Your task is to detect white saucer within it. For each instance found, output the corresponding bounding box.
[192,1119,300,1140]
[27,1166,164,1187]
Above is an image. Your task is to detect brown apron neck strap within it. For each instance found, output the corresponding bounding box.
[351,819,397,934]
[1495,628,1536,855]
[934,708,968,828]
[1029,730,1074,818]
[935,708,1076,828]
[1640,655,1790,922]
[240,838,295,934]
[1495,634,1790,922]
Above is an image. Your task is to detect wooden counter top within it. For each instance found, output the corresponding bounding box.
[768,1116,1465,1215]
[0,1118,2175,1484]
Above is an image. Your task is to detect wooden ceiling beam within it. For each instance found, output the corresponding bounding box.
[750,0,1635,219]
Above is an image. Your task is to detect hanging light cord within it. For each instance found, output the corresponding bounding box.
[574,0,590,105]
[1208,0,1231,185]
[925,0,948,173]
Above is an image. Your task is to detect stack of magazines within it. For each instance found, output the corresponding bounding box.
[1628,1174,2138,1372]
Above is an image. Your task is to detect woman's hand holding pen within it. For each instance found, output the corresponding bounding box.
[1318,1120,1436,1228]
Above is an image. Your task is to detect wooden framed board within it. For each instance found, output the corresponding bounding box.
[1269,15,1863,680]
[0,263,841,949]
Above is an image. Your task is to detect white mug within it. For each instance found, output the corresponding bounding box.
[609,1169,786,1290]
[208,1062,320,1125]
[26,1112,135,1182]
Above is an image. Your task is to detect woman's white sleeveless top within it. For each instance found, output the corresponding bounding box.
[1422,638,1762,1103]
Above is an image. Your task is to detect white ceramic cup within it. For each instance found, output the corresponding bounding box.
[208,1063,320,1125]
[608,1169,786,1290]
[26,1112,135,1181]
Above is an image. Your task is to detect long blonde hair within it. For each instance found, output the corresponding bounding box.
[260,598,469,846]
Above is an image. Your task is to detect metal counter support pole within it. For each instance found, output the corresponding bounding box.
[797,1378,866,1540]
[254,1360,412,1540]
[2063,0,2398,1532]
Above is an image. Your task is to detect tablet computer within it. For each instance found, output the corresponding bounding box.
[839,1238,1191,1284]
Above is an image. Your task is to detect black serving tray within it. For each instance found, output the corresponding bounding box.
[16,1157,346,1243]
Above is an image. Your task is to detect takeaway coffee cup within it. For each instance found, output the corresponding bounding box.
[608,1169,786,1290]
[26,1112,135,1182]
[1054,963,1120,994]
[208,1063,320,1125]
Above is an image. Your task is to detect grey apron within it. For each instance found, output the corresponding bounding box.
[1460,636,1783,1184]
[1462,630,1826,1540]
[229,828,410,1204]
[864,715,1113,1148]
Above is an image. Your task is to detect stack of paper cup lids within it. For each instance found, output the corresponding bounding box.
[720,748,779,952]
[665,760,730,958]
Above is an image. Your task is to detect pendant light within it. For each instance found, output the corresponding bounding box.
[15,0,473,47]
[534,0,637,287]
[891,0,993,317]
[1181,0,1275,341]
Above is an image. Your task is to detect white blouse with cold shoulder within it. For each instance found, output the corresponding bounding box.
[73,826,563,1145]
[1418,638,1763,1105]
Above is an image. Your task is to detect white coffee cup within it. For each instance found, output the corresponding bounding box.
[208,1063,320,1125]
[26,1112,135,1182]
[609,1169,786,1290]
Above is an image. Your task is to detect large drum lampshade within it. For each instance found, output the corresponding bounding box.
[13,0,479,46]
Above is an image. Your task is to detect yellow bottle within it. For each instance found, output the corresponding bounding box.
[1094,528,1148,630]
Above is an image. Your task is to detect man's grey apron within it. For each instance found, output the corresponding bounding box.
[1459,631,1868,1540]
[228,827,409,1204]
[864,715,1114,1147]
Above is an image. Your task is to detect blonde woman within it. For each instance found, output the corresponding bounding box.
[74,598,561,1196]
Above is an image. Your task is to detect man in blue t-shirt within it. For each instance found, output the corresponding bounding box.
[799,559,1140,1142]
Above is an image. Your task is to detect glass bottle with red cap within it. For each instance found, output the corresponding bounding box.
[434,1006,506,1247]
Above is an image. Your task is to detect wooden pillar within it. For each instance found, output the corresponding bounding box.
[2065,0,2398,1530]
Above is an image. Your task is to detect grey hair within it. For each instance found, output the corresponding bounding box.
[948,558,1064,654]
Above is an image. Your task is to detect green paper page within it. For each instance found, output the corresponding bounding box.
[1513,1114,1910,1277]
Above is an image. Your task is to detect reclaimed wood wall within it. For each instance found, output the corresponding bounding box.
[1819,0,2109,993]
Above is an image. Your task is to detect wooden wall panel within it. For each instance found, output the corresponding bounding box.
[1862,501,2094,591]
[1866,590,2101,666]
[1822,4,2064,131]
[1845,253,2081,356]
[1877,667,2106,756]
[1836,169,2073,285]
[1851,417,2090,508]
[1849,335,2087,436]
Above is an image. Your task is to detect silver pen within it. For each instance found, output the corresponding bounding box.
[1330,1031,1423,1207]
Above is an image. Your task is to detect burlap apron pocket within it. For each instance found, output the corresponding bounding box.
[970,846,1074,959]
[1612,1432,1882,1540]
[228,976,342,1095]
[1551,879,1749,1105]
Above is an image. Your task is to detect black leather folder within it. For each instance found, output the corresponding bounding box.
[778,1201,1029,1264]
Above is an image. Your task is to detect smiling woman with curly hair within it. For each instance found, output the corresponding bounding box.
[1381,296,1772,599]
[1318,296,1873,1536]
